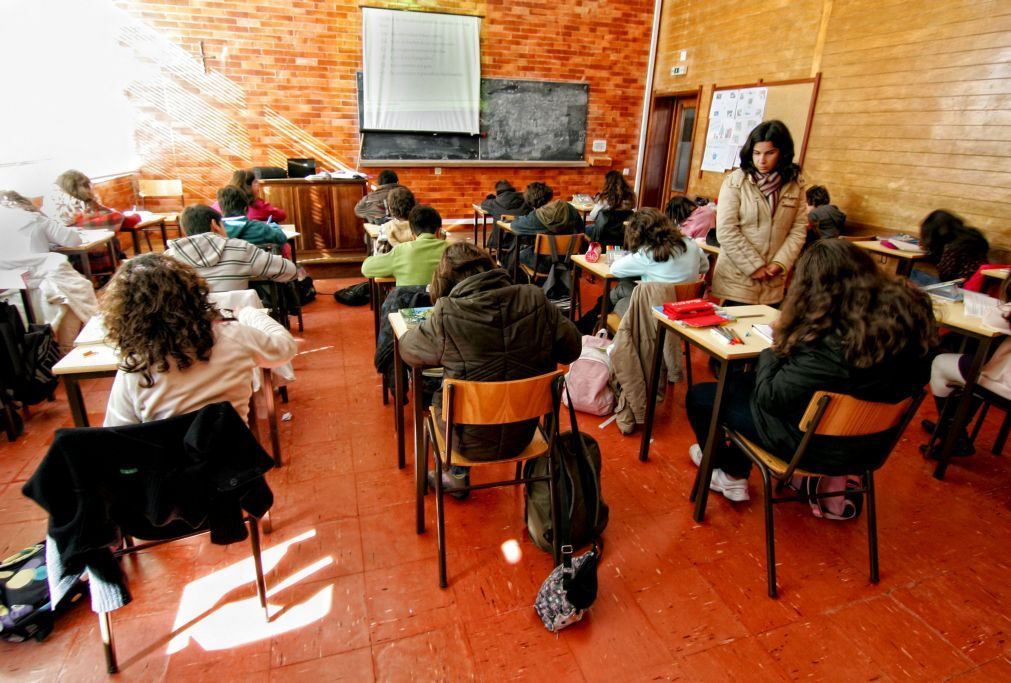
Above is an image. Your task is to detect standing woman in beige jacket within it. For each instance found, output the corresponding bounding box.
[712,120,808,305]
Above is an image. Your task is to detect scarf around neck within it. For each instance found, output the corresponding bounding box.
[754,171,782,214]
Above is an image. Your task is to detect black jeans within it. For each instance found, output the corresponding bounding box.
[685,375,765,479]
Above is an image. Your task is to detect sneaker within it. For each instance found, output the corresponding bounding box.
[709,468,750,502]
[426,468,470,500]
[689,443,703,467]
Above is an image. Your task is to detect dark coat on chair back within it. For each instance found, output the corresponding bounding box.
[22,402,274,612]
[398,269,581,460]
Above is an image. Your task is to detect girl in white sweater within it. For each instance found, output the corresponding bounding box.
[102,254,297,426]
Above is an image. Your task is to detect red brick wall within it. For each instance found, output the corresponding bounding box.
[115,0,654,219]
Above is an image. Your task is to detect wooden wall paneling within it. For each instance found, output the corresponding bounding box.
[259,179,366,260]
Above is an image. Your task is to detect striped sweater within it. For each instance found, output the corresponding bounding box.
[165,233,296,292]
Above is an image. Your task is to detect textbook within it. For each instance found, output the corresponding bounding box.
[920,279,964,302]
[750,324,774,344]
[399,307,433,329]
[656,300,731,328]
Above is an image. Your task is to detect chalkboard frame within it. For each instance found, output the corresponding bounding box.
[356,73,589,166]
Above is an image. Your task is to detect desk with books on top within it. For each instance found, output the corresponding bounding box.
[639,304,779,522]
[390,307,438,534]
[854,240,927,277]
[472,204,492,248]
[54,229,120,286]
[927,295,1007,480]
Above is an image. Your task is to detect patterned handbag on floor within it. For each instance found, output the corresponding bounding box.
[534,543,599,632]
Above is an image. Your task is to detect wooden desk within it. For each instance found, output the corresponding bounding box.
[260,178,367,261]
[54,338,282,465]
[639,305,779,522]
[570,201,594,222]
[571,254,618,332]
[472,204,491,247]
[129,212,180,253]
[929,297,1007,479]
[363,223,382,256]
[54,230,120,285]
[697,239,721,257]
[854,240,926,277]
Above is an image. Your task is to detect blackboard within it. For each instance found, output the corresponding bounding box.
[357,74,588,162]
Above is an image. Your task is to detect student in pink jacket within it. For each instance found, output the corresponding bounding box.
[211,169,287,223]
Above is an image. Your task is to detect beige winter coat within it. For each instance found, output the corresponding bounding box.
[610,282,685,435]
[712,169,807,304]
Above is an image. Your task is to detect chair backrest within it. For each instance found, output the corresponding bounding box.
[800,391,916,437]
[138,178,183,198]
[533,232,585,257]
[443,369,564,426]
[672,277,705,302]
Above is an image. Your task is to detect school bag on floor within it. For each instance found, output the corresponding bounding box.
[0,541,87,643]
[563,331,615,416]
[0,302,60,407]
[525,385,609,553]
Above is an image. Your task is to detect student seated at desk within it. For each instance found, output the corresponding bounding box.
[166,204,295,293]
[211,169,287,223]
[506,182,583,272]
[383,187,417,248]
[216,187,289,247]
[399,242,581,496]
[923,276,1011,458]
[354,169,406,224]
[608,208,709,317]
[685,240,935,503]
[0,191,97,352]
[586,170,636,247]
[42,169,140,232]
[805,185,846,240]
[102,253,297,426]
[671,197,717,241]
[480,179,531,221]
[914,209,989,285]
[361,205,448,286]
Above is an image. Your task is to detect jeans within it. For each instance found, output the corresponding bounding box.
[685,376,765,479]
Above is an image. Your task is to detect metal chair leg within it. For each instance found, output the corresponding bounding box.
[866,472,879,584]
[683,339,693,388]
[970,401,989,444]
[514,461,522,482]
[434,447,448,588]
[994,410,1011,455]
[759,467,778,598]
[247,517,269,620]
[547,451,561,567]
[99,610,118,674]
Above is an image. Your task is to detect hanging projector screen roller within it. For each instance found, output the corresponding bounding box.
[361,8,481,135]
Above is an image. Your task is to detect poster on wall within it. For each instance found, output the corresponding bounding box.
[701,87,768,173]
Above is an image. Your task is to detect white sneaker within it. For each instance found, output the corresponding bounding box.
[709,468,750,502]
[689,443,703,467]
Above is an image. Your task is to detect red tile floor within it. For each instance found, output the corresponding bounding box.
[2,278,1010,681]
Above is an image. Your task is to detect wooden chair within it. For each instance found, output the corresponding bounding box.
[421,370,565,587]
[137,178,185,248]
[519,233,585,285]
[725,390,924,598]
[926,384,1011,456]
[606,277,705,386]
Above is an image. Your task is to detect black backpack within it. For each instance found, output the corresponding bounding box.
[525,385,609,553]
[0,541,88,642]
[334,281,371,306]
[0,302,60,407]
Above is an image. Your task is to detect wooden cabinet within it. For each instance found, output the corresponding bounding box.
[259,178,367,261]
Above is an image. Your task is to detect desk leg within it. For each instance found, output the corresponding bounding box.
[130,230,141,256]
[896,259,914,278]
[393,336,406,470]
[65,378,89,427]
[482,215,490,248]
[571,265,582,321]
[79,252,93,285]
[412,366,425,535]
[690,358,730,522]
[108,239,120,272]
[934,336,993,479]
[597,279,613,334]
[371,279,380,343]
[262,369,282,467]
[473,210,480,245]
[639,324,667,462]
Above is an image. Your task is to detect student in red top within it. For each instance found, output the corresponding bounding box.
[212,169,287,223]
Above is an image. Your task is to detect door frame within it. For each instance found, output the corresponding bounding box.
[640,87,702,209]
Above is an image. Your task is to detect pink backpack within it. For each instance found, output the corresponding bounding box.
[563,331,615,416]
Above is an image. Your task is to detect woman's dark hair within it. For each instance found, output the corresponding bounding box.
[494,180,515,194]
[738,120,800,183]
[625,208,687,261]
[806,185,830,207]
[217,186,249,217]
[408,204,441,235]
[180,204,222,235]
[227,169,257,203]
[919,209,966,259]
[101,253,221,387]
[386,187,416,220]
[430,242,496,301]
[596,170,635,211]
[524,182,553,209]
[774,240,937,368]
[665,196,696,225]
[378,169,399,185]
